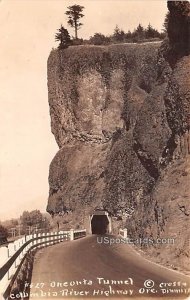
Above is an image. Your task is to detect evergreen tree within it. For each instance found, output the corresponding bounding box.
[167,1,190,55]
[163,12,169,33]
[65,4,84,39]
[55,25,71,49]
[134,23,145,40]
[113,25,125,42]
[145,23,160,38]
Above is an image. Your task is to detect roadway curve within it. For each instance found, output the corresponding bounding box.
[29,235,190,300]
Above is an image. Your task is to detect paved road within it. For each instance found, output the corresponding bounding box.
[30,235,190,300]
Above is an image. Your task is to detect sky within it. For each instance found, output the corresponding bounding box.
[0,0,168,221]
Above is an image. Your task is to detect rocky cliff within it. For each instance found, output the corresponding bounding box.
[47,43,159,219]
[47,1,190,272]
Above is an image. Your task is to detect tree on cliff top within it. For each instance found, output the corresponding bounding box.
[55,25,71,49]
[65,4,84,39]
[167,1,190,56]
[135,23,145,38]
[89,33,110,45]
[145,23,161,39]
[113,25,125,42]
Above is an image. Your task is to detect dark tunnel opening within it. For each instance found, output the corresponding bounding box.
[91,215,109,234]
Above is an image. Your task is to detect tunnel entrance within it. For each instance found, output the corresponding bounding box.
[91,215,109,234]
[90,210,112,234]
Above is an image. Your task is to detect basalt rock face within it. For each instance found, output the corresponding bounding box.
[47,11,190,270]
[47,44,160,217]
[127,1,190,271]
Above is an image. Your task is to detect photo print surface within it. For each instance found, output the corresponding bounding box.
[0,1,190,299]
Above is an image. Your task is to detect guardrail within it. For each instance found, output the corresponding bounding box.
[119,228,128,238]
[0,229,86,299]
[73,229,86,240]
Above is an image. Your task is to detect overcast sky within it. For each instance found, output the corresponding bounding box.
[0,0,168,221]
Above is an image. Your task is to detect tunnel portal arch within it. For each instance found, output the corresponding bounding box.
[89,210,112,234]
